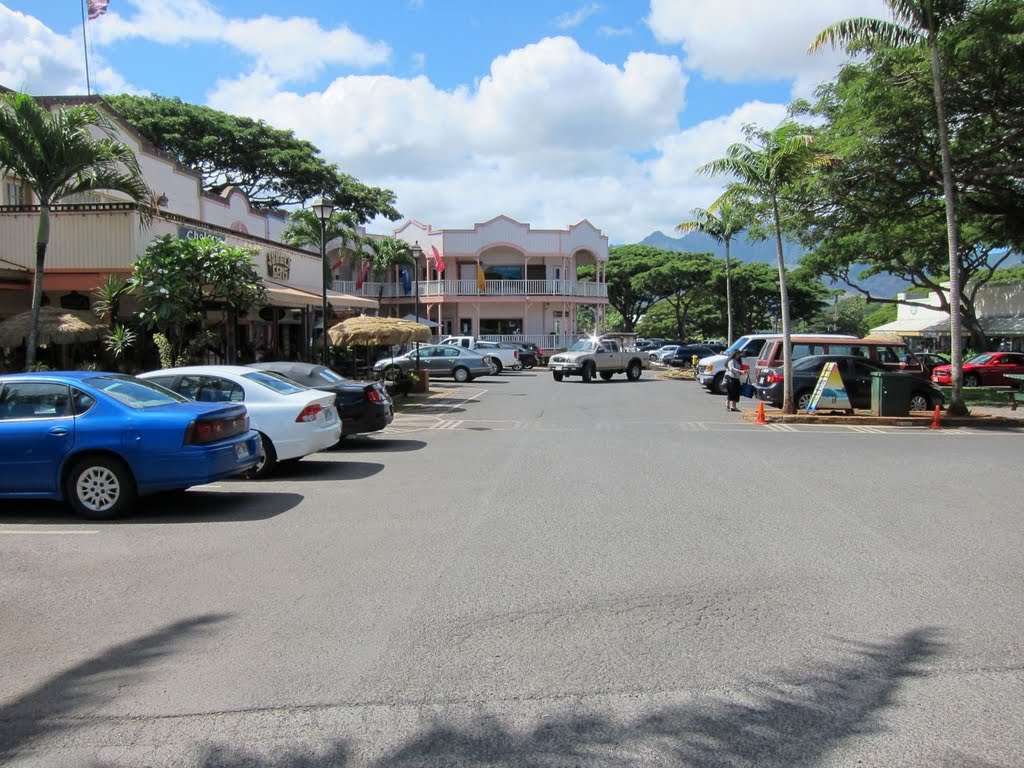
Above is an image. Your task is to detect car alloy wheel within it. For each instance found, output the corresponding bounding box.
[66,456,136,519]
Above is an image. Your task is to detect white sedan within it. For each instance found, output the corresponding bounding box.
[139,365,341,478]
[649,345,681,363]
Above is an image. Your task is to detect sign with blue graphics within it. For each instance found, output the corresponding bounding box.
[805,362,852,413]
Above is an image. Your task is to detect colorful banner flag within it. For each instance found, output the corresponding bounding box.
[432,244,445,275]
[400,267,412,295]
[87,0,110,20]
[476,263,485,293]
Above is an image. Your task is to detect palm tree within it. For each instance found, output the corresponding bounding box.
[676,200,747,346]
[363,237,415,312]
[282,206,363,290]
[810,0,970,414]
[0,92,152,368]
[698,121,828,414]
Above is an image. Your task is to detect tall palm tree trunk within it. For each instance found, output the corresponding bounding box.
[26,205,51,369]
[928,39,965,415]
[724,237,734,346]
[772,196,795,413]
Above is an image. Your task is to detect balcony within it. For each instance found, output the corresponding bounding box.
[332,279,608,300]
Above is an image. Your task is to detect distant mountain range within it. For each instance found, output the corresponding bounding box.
[639,231,909,299]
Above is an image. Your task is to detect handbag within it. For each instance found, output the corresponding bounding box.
[740,378,755,399]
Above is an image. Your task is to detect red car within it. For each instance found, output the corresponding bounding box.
[931,352,1024,387]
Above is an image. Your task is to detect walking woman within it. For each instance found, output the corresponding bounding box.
[724,349,744,412]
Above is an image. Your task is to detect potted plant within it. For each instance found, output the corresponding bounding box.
[407,369,430,393]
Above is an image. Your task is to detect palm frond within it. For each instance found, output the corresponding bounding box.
[809,17,919,53]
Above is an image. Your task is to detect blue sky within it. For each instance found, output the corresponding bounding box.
[2,0,888,242]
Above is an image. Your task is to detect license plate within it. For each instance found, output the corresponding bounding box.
[235,443,250,459]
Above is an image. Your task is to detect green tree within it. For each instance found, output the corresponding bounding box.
[797,294,874,337]
[0,92,152,369]
[282,206,363,291]
[699,121,829,413]
[105,94,401,221]
[811,0,970,412]
[361,237,415,309]
[598,245,667,331]
[130,236,266,364]
[92,274,130,330]
[675,200,748,345]
[92,274,135,368]
[635,252,717,340]
[800,1,1024,385]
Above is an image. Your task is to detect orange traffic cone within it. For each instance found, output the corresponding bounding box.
[930,405,942,430]
[756,400,767,424]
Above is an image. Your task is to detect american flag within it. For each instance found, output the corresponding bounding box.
[87,0,110,20]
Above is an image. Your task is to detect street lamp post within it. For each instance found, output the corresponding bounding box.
[411,241,423,373]
[311,196,334,366]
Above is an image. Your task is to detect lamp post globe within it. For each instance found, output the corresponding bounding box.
[311,196,334,366]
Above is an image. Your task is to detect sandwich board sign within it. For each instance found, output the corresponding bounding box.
[805,362,852,413]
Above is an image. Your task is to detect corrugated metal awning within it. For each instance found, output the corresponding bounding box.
[980,316,1024,335]
[870,316,949,337]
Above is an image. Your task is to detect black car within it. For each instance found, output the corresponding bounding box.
[517,342,546,366]
[666,344,719,368]
[248,362,393,438]
[753,354,944,412]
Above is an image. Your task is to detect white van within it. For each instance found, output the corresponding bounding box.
[696,333,857,395]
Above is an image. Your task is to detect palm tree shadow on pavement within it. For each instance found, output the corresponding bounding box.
[378,627,946,768]
[129,627,953,768]
[0,614,230,762]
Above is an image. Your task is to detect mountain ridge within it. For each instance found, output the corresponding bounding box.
[638,230,908,298]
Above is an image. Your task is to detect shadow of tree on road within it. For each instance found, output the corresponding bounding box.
[87,627,951,768]
[0,614,230,762]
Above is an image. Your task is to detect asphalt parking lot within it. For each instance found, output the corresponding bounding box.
[2,367,1022,767]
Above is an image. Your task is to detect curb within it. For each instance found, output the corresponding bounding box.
[740,410,1024,429]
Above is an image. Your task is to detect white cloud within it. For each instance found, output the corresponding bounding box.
[208,34,774,243]
[93,0,390,84]
[555,3,601,30]
[0,5,132,95]
[2,3,817,243]
[599,26,633,37]
[647,0,892,96]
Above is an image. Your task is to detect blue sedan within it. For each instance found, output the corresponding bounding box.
[0,372,261,519]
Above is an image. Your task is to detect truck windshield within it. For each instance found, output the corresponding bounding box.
[569,340,596,352]
[722,336,750,356]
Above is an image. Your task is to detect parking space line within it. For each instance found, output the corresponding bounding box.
[0,530,99,535]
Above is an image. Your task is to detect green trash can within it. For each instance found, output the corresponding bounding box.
[870,371,911,416]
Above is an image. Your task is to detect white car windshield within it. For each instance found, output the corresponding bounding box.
[242,371,308,395]
[569,340,596,353]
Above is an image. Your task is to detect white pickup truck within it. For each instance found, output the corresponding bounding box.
[547,336,648,382]
[440,336,521,373]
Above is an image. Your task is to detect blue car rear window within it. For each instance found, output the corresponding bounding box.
[89,375,189,408]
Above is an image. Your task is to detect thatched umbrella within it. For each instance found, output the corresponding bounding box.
[0,306,106,348]
[328,316,431,346]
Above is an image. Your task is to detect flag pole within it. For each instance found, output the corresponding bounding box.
[80,0,92,95]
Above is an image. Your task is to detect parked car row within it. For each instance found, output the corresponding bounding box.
[753,355,945,412]
[0,359,403,519]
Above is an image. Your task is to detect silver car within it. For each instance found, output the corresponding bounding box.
[373,345,493,383]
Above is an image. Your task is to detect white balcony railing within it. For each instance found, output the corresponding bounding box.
[332,279,608,300]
